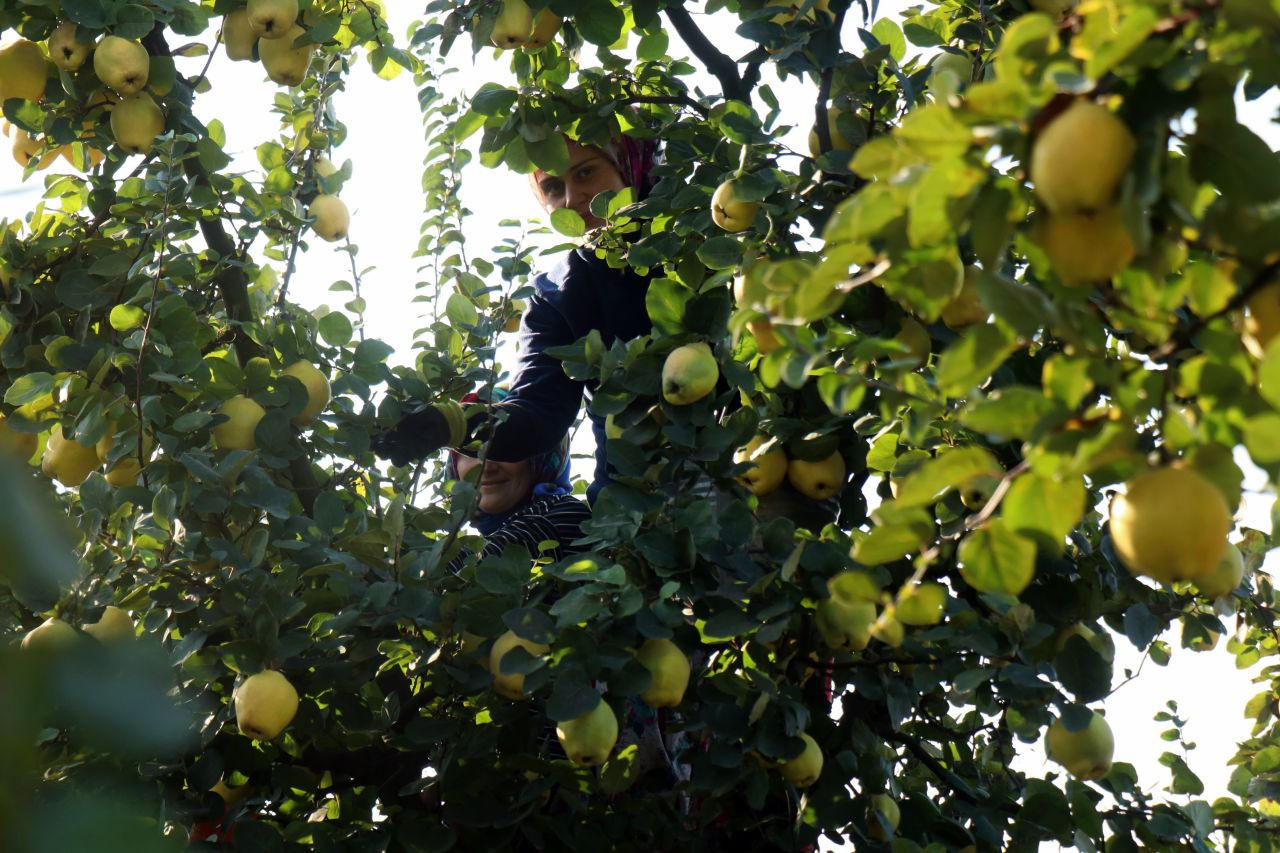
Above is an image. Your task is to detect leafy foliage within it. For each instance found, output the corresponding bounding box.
[1,0,1280,851]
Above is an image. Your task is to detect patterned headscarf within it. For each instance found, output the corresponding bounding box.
[446,390,573,535]
[599,134,661,200]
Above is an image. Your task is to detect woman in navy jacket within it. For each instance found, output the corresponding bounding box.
[373,135,660,503]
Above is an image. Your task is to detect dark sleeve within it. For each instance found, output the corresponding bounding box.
[473,286,586,463]
[477,496,592,562]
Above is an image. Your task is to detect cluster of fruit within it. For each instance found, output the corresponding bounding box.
[222,0,316,87]
[1,359,329,489]
[487,1,564,51]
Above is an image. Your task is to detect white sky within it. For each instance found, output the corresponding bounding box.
[2,3,1278,845]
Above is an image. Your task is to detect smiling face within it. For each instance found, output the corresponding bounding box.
[532,140,627,229]
[453,453,536,515]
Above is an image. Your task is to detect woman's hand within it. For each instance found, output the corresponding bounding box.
[370,407,452,466]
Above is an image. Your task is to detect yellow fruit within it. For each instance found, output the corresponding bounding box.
[808,109,860,157]
[746,317,782,354]
[223,9,258,61]
[1045,711,1114,780]
[83,605,134,641]
[661,342,719,405]
[21,617,78,652]
[0,414,37,460]
[314,156,338,178]
[636,638,691,708]
[503,299,525,333]
[1242,280,1280,359]
[105,457,143,487]
[778,732,823,787]
[212,395,266,451]
[280,360,330,424]
[1193,543,1245,599]
[234,670,300,740]
[307,193,349,241]
[1030,100,1135,214]
[868,793,901,841]
[93,36,150,95]
[490,0,535,49]
[247,0,299,39]
[555,697,619,766]
[48,23,95,72]
[893,316,931,366]
[489,630,549,700]
[523,8,562,49]
[1033,205,1136,286]
[787,451,846,501]
[258,24,313,86]
[42,425,101,487]
[1109,466,1232,584]
[940,268,986,329]
[711,179,759,232]
[110,93,164,154]
[10,127,58,170]
[0,39,49,102]
[734,435,788,496]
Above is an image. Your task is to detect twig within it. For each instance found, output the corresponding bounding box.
[663,3,749,103]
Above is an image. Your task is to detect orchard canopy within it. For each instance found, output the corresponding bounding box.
[2,0,1280,850]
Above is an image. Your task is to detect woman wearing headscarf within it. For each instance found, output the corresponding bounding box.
[373,134,661,505]
[444,391,591,567]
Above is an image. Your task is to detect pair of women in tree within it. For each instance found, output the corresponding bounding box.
[374,133,662,552]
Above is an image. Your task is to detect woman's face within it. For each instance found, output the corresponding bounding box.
[454,454,536,515]
[532,140,627,229]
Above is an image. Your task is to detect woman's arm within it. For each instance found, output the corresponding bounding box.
[372,275,586,465]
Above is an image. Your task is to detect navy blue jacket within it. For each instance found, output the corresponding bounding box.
[485,246,652,502]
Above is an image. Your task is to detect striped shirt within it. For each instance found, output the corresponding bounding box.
[450,494,592,572]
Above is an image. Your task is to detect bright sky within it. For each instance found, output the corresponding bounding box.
[2,3,1277,844]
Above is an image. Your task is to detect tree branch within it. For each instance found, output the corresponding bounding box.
[663,3,750,103]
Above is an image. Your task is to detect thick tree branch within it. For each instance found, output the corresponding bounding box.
[664,3,750,103]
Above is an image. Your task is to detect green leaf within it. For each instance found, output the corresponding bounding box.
[1190,122,1280,204]
[703,608,758,640]
[645,277,691,336]
[470,83,518,116]
[550,208,586,237]
[697,236,745,270]
[318,311,353,346]
[503,607,555,644]
[879,245,964,321]
[869,18,906,62]
[958,519,1036,596]
[444,293,479,329]
[1184,260,1236,317]
[852,509,935,564]
[1002,473,1085,552]
[1243,413,1280,464]
[545,678,603,722]
[5,372,54,406]
[574,0,626,45]
[1080,6,1158,78]
[525,133,569,175]
[896,104,972,159]
[894,447,1002,508]
[1056,635,1113,702]
[961,387,1060,440]
[936,323,1019,397]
